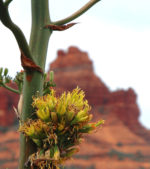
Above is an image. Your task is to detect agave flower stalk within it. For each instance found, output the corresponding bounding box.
[0,0,102,168]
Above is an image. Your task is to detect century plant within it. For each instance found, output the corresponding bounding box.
[0,0,103,169]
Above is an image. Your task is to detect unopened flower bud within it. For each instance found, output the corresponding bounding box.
[4,68,8,76]
[66,111,75,122]
[51,112,58,123]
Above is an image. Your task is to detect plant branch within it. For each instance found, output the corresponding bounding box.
[51,0,101,25]
[2,83,20,94]
[4,0,13,6]
[0,0,33,60]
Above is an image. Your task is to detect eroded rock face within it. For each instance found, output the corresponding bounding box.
[0,46,150,169]
[51,47,93,70]
[50,46,110,106]
[49,46,150,142]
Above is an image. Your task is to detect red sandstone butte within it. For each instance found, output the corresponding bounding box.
[49,46,150,142]
[50,46,110,106]
[0,46,150,169]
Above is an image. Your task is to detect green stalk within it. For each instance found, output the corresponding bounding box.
[2,83,19,94]
[18,0,52,168]
[52,0,101,25]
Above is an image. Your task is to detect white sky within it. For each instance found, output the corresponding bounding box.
[0,0,150,129]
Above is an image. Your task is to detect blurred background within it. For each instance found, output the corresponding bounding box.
[0,0,150,168]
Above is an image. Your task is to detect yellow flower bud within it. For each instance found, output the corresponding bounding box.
[32,138,42,147]
[36,108,50,122]
[53,145,60,160]
[58,122,65,131]
[66,111,75,122]
[19,119,47,139]
[51,112,58,123]
[95,120,105,127]
[79,120,104,133]
[71,109,89,124]
[59,104,66,116]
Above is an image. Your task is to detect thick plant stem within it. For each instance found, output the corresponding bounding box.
[18,0,52,168]
[29,0,52,67]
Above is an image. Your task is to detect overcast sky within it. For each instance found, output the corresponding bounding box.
[0,0,150,129]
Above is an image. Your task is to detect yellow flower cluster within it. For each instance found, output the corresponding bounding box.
[19,87,104,169]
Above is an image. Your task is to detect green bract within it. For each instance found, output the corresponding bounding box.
[19,87,104,169]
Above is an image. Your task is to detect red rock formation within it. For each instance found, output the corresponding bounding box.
[0,83,19,127]
[0,131,19,169]
[106,89,150,142]
[0,46,150,169]
[49,46,150,142]
[51,47,93,69]
[50,46,110,106]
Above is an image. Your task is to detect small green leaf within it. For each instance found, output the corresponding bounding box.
[39,149,45,156]
[50,147,54,158]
